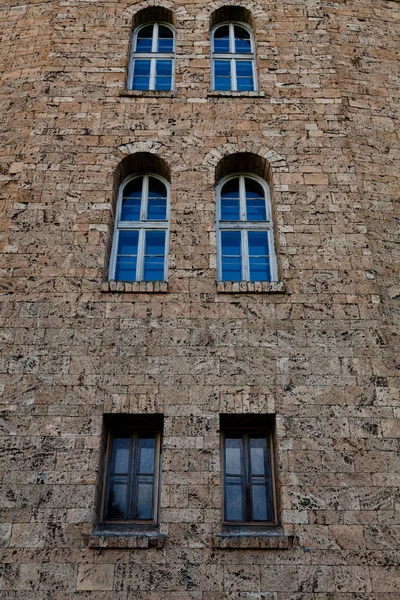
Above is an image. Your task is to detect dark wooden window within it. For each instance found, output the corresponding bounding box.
[101,416,162,524]
[221,415,277,525]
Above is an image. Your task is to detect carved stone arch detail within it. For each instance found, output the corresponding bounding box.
[120,0,189,27]
[206,0,267,25]
[202,142,287,177]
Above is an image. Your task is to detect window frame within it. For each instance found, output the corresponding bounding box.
[211,21,257,92]
[128,22,176,91]
[109,173,170,283]
[216,172,278,282]
[221,425,278,527]
[101,425,162,525]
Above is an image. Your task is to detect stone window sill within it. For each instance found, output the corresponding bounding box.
[207,91,265,98]
[217,280,286,293]
[119,90,175,98]
[212,532,293,550]
[86,529,166,549]
[102,281,168,293]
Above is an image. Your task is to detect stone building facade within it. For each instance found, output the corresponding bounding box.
[0,0,399,597]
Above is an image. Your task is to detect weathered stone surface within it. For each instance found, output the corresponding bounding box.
[0,0,399,596]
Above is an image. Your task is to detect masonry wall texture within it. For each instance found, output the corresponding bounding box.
[0,0,399,598]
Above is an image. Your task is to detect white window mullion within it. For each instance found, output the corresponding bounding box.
[152,23,158,53]
[231,59,237,91]
[141,175,149,220]
[242,229,249,281]
[239,175,246,220]
[229,23,235,53]
[149,58,157,90]
[163,227,168,281]
[137,228,146,281]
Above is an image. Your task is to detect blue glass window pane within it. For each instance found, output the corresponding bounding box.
[246,179,266,220]
[117,230,139,255]
[221,178,240,220]
[115,231,139,281]
[138,438,156,474]
[155,60,172,90]
[148,177,167,220]
[249,257,270,281]
[225,478,244,521]
[132,60,151,90]
[136,25,153,52]
[214,60,231,91]
[215,60,230,76]
[248,231,269,256]
[157,26,174,52]
[107,482,128,519]
[221,198,240,220]
[111,437,131,475]
[236,61,254,91]
[248,231,270,281]
[251,480,269,521]
[143,231,165,281]
[115,256,137,282]
[225,438,242,475]
[136,475,154,519]
[221,231,242,281]
[121,178,142,221]
[250,438,268,475]
[213,25,230,53]
[234,26,251,53]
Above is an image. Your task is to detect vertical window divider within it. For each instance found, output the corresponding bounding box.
[242,229,249,281]
[127,433,136,519]
[137,229,145,281]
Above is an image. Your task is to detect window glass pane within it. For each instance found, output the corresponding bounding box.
[221,231,242,281]
[115,231,139,282]
[249,257,270,281]
[251,480,269,521]
[121,178,142,221]
[107,481,128,519]
[214,60,231,91]
[132,60,151,90]
[248,231,270,281]
[138,437,155,474]
[135,25,154,52]
[155,59,172,90]
[136,475,154,519]
[225,437,242,474]
[225,478,244,521]
[213,25,230,53]
[148,177,167,219]
[158,25,174,52]
[248,231,269,256]
[235,61,254,91]
[234,25,252,53]
[143,230,165,281]
[250,437,267,475]
[245,179,266,220]
[221,178,240,220]
[117,230,139,255]
[111,437,131,475]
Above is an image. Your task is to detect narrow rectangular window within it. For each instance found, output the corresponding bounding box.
[221,415,277,525]
[102,415,162,524]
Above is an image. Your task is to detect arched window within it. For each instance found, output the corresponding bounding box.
[216,174,277,282]
[129,22,175,91]
[211,22,256,91]
[109,174,169,282]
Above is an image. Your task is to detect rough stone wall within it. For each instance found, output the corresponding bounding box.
[0,0,399,598]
